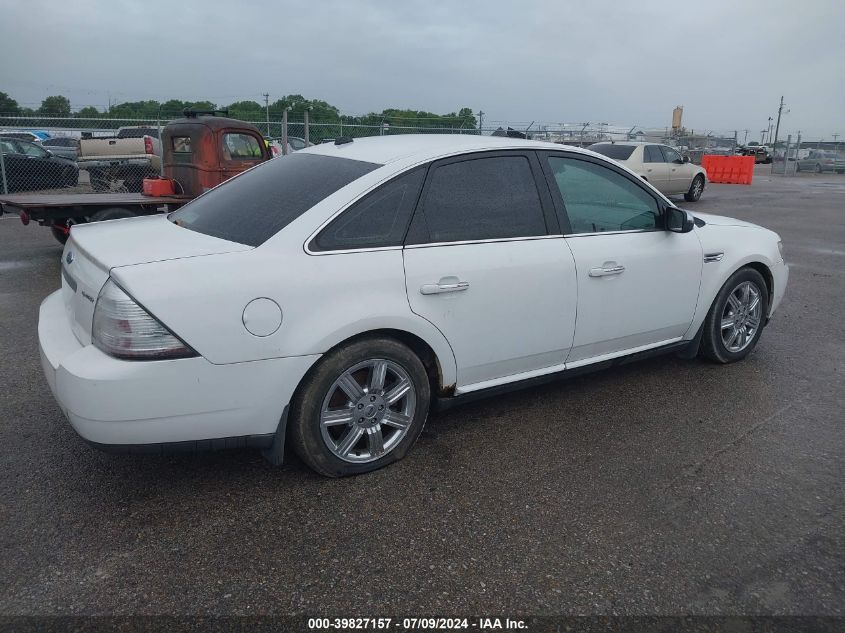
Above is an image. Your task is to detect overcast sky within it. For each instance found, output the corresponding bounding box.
[1,0,843,139]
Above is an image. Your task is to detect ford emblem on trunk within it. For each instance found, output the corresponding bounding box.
[65,251,74,265]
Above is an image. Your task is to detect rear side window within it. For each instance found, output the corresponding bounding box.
[311,168,425,252]
[170,153,379,247]
[588,144,636,160]
[417,155,546,243]
[172,136,192,153]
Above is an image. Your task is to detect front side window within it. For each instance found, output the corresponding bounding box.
[643,145,663,163]
[223,133,262,160]
[170,153,379,247]
[660,146,683,163]
[417,155,546,243]
[311,168,425,252]
[546,156,661,234]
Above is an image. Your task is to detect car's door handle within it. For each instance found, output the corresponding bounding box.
[589,264,625,277]
[420,278,470,295]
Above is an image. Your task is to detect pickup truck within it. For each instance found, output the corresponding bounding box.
[77,126,162,192]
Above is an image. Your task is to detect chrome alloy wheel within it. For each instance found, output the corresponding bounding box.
[691,177,704,199]
[720,281,763,353]
[319,359,417,463]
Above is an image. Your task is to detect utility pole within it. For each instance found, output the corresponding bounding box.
[262,93,270,136]
[476,110,484,134]
[772,96,785,150]
[742,129,749,144]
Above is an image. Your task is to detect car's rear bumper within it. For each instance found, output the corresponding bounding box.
[39,289,318,447]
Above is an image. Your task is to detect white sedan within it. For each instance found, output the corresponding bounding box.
[589,141,708,202]
[39,135,788,476]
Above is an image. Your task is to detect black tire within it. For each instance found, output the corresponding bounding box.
[90,207,137,222]
[795,162,801,172]
[815,163,823,174]
[684,174,705,202]
[700,267,769,364]
[289,336,431,477]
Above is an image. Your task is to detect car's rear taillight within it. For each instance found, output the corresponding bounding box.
[144,136,154,154]
[92,279,197,360]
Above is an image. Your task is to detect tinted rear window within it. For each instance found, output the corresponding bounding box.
[170,153,380,246]
[588,144,636,160]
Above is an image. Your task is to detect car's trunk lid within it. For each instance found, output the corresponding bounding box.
[60,214,251,345]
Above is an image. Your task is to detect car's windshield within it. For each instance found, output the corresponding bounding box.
[169,153,380,247]
[588,144,636,160]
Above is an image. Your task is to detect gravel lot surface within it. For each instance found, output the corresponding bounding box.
[0,167,843,616]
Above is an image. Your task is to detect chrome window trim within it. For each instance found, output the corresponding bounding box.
[404,235,564,250]
[306,245,404,256]
[563,228,663,238]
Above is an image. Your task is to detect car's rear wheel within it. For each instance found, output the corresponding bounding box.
[700,268,769,364]
[684,174,705,202]
[290,337,431,477]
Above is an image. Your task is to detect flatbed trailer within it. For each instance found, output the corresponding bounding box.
[0,192,191,243]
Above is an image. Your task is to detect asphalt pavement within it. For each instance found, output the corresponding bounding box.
[0,167,843,617]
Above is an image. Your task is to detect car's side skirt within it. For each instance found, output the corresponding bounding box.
[434,339,692,412]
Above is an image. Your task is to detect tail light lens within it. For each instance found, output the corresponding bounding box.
[92,279,197,360]
[144,136,154,154]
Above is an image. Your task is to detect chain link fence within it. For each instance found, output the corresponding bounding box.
[4,113,841,196]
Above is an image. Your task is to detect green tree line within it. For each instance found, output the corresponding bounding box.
[0,92,477,129]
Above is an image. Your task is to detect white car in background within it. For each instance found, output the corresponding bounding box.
[589,141,708,202]
[39,135,787,476]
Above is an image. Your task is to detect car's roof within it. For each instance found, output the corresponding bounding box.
[299,134,593,165]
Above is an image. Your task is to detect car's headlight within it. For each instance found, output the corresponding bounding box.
[92,278,198,360]
[777,240,785,262]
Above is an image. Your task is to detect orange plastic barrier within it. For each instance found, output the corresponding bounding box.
[700,155,755,185]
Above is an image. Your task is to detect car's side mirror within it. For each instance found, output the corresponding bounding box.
[682,155,690,163]
[666,206,694,233]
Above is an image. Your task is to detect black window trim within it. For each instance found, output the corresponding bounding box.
[305,165,429,255]
[404,149,560,247]
[538,150,670,237]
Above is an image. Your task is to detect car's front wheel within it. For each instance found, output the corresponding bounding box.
[290,337,431,476]
[684,174,705,202]
[700,268,769,364]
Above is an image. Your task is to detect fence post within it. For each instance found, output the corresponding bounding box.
[304,109,310,146]
[282,108,289,156]
[0,142,8,195]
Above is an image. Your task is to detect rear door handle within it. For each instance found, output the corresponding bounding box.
[589,264,625,277]
[420,278,469,295]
